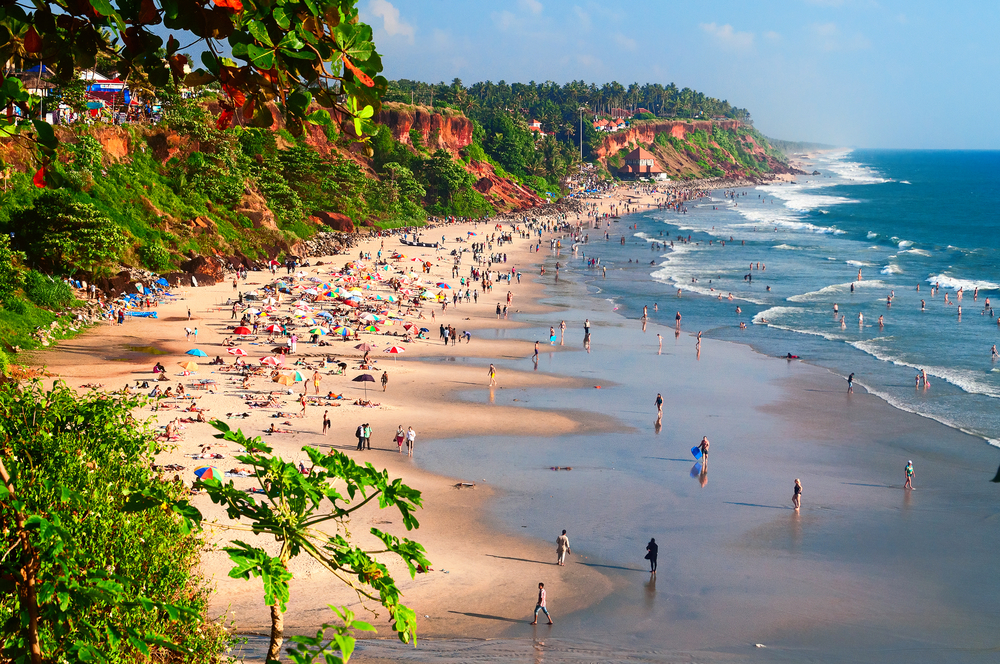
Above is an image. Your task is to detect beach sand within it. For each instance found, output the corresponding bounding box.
[27,183,1000,663]
[29,210,629,646]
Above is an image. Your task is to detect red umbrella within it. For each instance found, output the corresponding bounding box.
[227,347,247,356]
[260,356,282,366]
[264,324,283,333]
[233,326,251,335]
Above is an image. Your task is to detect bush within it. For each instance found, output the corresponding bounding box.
[23,270,74,309]
[0,382,229,663]
[138,242,173,271]
[2,297,28,315]
[0,235,25,306]
[4,191,130,274]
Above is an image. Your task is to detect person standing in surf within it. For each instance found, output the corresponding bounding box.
[645,538,658,573]
[793,479,803,511]
[904,460,915,490]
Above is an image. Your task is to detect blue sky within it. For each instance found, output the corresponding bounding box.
[358,0,1000,149]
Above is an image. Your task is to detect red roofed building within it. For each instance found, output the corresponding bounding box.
[528,119,544,134]
[618,147,668,180]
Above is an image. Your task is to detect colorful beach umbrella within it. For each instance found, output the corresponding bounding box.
[386,346,406,354]
[233,326,252,335]
[227,347,247,356]
[186,348,207,357]
[177,361,198,371]
[363,325,381,333]
[194,466,222,481]
[260,356,282,366]
[264,324,284,333]
[308,327,329,335]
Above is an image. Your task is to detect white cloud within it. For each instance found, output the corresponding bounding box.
[764,30,781,41]
[809,22,870,51]
[492,10,517,31]
[613,33,637,51]
[573,5,591,30]
[700,22,754,50]
[367,0,415,43]
[519,0,543,14]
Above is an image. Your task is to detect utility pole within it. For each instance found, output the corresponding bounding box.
[578,106,585,165]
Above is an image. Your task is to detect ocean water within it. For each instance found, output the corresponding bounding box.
[586,150,1000,446]
[371,158,1000,662]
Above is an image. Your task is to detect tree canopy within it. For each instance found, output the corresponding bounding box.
[0,0,386,170]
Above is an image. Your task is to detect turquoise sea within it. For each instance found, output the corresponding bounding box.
[603,150,1000,446]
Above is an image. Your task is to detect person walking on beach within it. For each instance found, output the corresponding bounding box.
[904,460,915,490]
[312,370,322,395]
[655,393,663,414]
[488,364,497,386]
[381,371,389,392]
[847,373,854,393]
[792,479,803,510]
[395,425,405,453]
[675,311,682,329]
[355,423,365,451]
[406,426,415,456]
[530,583,553,625]
[556,530,571,566]
[363,423,372,450]
[699,436,710,462]
[645,538,658,573]
[321,410,330,435]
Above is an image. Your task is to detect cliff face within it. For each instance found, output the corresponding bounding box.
[592,119,741,160]
[467,160,543,210]
[597,119,801,179]
[376,104,473,153]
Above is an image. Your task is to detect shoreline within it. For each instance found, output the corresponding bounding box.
[25,207,633,648]
[26,171,1000,662]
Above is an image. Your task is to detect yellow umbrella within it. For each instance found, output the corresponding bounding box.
[273,373,296,386]
[178,361,198,371]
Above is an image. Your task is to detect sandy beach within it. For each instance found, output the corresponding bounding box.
[27,179,1000,664]
[29,202,635,646]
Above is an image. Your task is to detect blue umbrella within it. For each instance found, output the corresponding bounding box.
[186,349,207,357]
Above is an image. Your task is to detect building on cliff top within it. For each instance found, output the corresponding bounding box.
[618,147,668,181]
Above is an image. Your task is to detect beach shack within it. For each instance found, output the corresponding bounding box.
[618,147,668,181]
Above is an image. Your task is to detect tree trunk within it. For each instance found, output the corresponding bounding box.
[266,603,284,662]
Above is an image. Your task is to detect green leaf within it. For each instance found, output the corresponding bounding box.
[248,43,276,69]
[288,90,312,114]
[247,20,274,46]
[31,119,56,148]
[201,51,221,75]
[279,48,316,60]
[272,6,291,29]
[89,0,115,17]
[305,109,331,125]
